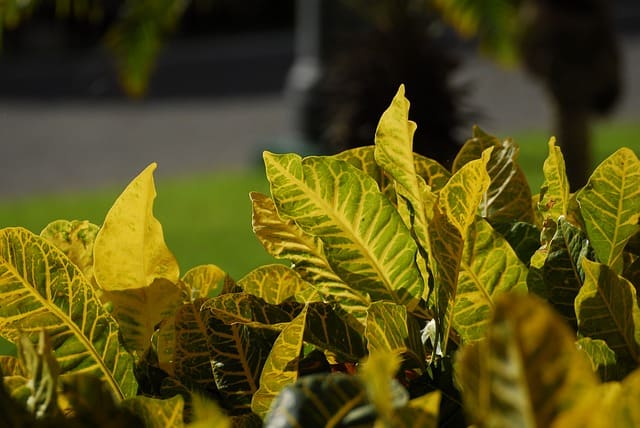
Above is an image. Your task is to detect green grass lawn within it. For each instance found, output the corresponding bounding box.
[0,121,638,355]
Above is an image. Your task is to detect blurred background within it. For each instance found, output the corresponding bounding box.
[0,0,639,278]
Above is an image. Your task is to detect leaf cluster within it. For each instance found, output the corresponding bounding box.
[2,85,640,426]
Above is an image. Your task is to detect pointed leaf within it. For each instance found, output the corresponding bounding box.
[0,228,137,400]
[453,127,534,223]
[264,152,423,308]
[576,337,623,381]
[413,153,451,192]
[122,395,185,428]
[40,219,99,281]
[238,265,311,305]
[454,218,528,342]
[251,192,369,322]
[252,306,308,419]
[456,294,598,428]
[537,137,570,221]
[365,302,425,367]
[576,260,640,365]
[334,146,392,196]
[181,264,226,301]
[576,149,640,273]
[94,162,179,291]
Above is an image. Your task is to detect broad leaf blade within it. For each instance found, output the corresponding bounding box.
[304,302,367,361]
[576,337,622,381]
[238,264,311,305]
[181,264,226,301]
[252,306,308,419]
[40,219,99,281]
[576,148,640,273]
[537,137,570,221]
[121,395,184,428]
[94,162,179,291]
[456,294,598,427]
[358,351,403,424]
[576,260,640,365]
[264,152,423,308]
[454,218,528,342]
[0,227,137,400]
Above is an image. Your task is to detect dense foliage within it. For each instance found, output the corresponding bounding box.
[2,86,640,427]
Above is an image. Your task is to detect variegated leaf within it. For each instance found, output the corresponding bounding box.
[238,264,311,304]
[40,219,99,282]
[537,137,570,222]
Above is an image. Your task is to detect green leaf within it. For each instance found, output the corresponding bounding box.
[264,373,368,427]
[94,162,179,291]
[365,302,425,367]
[542,217,593,328]
[413,153,451,192]
[453,126,534,224]
[122,394,185,428]
[304,302,367,361]
[576,148,640,273]
[252,306,308,419]
[264,152,423,309]
[575,260,640,365]
[40,219,99,282]
[576,337,622,381]
[181,264,226,301]
[358,351,403,424]
[238,265,311,305]
[250,192,369,323]
[188,394,232,428]
[537,137,570,222]
[334,146,392,197]
[431,148,492,352]
[491,220,540,266]
[455,294,598,427]
[0,227,137,400]
[0,376,35,427]
[453,218,528,342]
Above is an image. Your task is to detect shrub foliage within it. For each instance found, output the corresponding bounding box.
[2,85,640,427]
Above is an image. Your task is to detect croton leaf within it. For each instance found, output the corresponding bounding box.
[575,260,640,366]
[576,337,622,381]
[305,302,367,361]
[490,220,540,266]
[455,294,598,427]
[542,217,593,327]
[537,137,570,222]
[576,148,640,274]
[121,394,185,428]
[0,375,35,427]
[40,219,99,282]
[93,162,179,291]
[453,126,534,224]
[264,373,368,428]
[334,146,392,197]
[365,302,425,368]
[250,192,369,324]
[0,227,137,400]
[189,394,232,428]
[238,264,311,305]
[453,218,528,342]
[181,264,226,301]
[263,152,423,309]
[252,306,308,419]
[358,350,404,424]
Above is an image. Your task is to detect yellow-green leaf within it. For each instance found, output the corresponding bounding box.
[251,192,369,323]
[252,306,308,419]
[537,137,570,222]
[181,264,226,301]
[359,350,402,424]
[264,152,423,309]
[576,260,640,364]
[455,294,598,428]
[0,227,137,400]
[40,219,99,282]
[576,149,640,273]
[238,264,311,305]
[453,218,528,342]
[94,162,179,291]
[188,394,231,428]
[122,395,185,428]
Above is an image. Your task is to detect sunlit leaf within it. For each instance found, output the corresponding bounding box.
[456,294,598,427]
[252,306,308,419]
[0,227,137,400]
[238,264,311,305]
[576,148,640,273]
[94,162,179,291]
[358,351,403,424]
[40,220,99,282]
[453,126,534,224]
[182,264,226,301]
[454,218,528,342]
[188,394,231,428]
[264,152,423,309]
[537,137,570,222]
[576,260,640,365]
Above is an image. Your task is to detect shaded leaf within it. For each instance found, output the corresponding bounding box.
[94,162,179,291]
[359,351,404,424]
[537,137,570,222]
[264,152,423,309]
[576,148,640,273]
[122,394,184,428]
[252,306,308,419]
[238,265,311,305]
[491,220,540,266]
[455,294,598,427]
[40,220,99,281]
[304,302,367,361]
[454,218,528,342]
[575,260,640,365]
[188,394,231,428]
[0,228,137,400]
[334,146,392,197]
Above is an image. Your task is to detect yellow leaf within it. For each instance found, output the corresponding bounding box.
[94,163,179,291]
